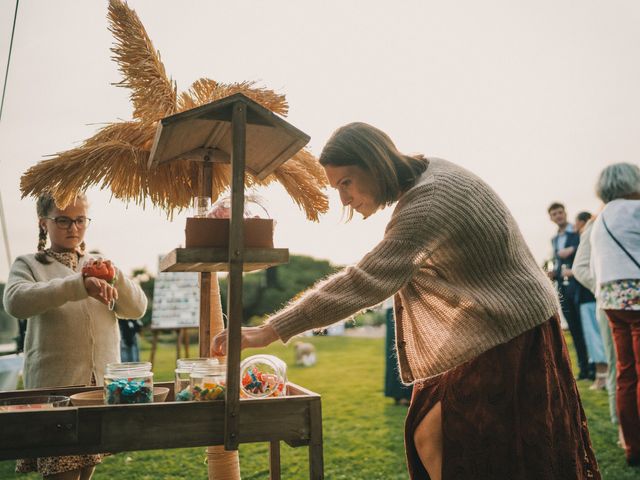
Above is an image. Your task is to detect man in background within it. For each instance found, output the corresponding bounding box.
[548,202,593,380]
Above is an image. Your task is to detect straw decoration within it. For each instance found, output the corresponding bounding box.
[178,78,289,116]
[107,0,176,123]
[20,0,329,221]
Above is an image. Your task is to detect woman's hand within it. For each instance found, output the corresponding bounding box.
[211,323,279,357]
[557,246,575,260]
[83,276,119,307]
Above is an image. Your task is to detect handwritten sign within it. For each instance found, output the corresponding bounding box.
[151,269,200,330]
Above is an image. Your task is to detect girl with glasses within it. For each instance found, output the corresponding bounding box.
[2,192,147,480]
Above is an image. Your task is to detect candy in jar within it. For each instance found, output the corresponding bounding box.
[190,363,226,401]
[104,362,153,404]
[175,358,216,401]
[240,354,287,398]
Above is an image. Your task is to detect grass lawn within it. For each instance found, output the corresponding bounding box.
[0,332,636,479]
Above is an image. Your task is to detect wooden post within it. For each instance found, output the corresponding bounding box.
[225,101,246,451]
[176,329,181,360]
[308,399,324,479]
[184,329,190,358]
[269,441,281,480]
[199,273,212,358]
[149,330,159,364]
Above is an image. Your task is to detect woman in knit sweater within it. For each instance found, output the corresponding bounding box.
[3,193,147,480]
[212,123,599,479]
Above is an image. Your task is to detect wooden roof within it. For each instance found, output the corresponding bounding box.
[148,93,311,180]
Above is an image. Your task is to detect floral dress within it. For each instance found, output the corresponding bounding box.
[599,279,640,310]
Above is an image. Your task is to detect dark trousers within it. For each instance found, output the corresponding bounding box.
[559,285,590,377]
[606,309,640,463]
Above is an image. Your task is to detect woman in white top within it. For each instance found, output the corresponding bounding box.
[590,162,640,466]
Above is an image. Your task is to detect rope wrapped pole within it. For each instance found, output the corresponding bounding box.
[204,273,241,479]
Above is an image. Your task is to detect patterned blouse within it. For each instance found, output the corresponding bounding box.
[598,279,640,310]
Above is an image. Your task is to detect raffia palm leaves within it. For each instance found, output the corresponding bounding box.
[20,0,328,220]
[178,78,329,221]
[107,0,176,123]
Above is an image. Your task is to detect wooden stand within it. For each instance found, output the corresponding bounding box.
[0,94,324,479]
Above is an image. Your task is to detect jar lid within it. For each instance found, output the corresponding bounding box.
[106,361,153,376]
[176,357,217,369]
[191,363,226,376]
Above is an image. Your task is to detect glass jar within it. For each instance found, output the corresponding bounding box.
[190,363,227,401]
[104,362,154,405]
[240,354,287,398]
[193,196,211,218]
[174,358,215,401]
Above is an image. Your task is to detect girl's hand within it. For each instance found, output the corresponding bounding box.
[82,259,117,284]
[83,276,119,307]
[211,324,279,357]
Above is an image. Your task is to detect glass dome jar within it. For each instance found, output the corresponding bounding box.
[190,363,227,401]
[240,354,287,398]
[104,362,154,405]
[175,358,216,401]
[207,194,270,219]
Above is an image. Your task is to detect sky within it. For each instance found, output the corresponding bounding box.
[0,0,639,282]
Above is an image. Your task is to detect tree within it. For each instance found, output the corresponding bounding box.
[219,255,340,324]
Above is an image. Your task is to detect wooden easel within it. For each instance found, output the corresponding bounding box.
[148,327,193,365]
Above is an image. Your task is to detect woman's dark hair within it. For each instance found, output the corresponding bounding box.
[576,211,592,223]
[319,123,428,214]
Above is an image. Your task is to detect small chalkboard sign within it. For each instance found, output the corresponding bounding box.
[150,266,200,330]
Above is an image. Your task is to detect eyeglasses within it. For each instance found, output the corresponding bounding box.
[45,216,92,229]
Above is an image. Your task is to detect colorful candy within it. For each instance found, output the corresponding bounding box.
[192,382,225,401]
[104,378,153,404]
[240,355,287,399]
[175,386,193,401]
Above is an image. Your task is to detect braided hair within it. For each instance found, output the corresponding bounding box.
[35,194,55,264]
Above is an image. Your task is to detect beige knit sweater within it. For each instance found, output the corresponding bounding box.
[3,253,148,389]
[269,158,559,382]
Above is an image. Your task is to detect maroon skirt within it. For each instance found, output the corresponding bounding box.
[405,315,600,479]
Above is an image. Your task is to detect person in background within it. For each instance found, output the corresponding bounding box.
[573,211,591,235]
[548,202,592,380]
[213,123,600,480]
[384,303,412,405]
[590,162,640,467]
[118,319,142,362]
[3,192,147,480]
[566,212,608,390]
[572,212,619,431]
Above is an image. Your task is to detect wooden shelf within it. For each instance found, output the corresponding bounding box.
[160,248,289,273]
[0,382,322,464]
